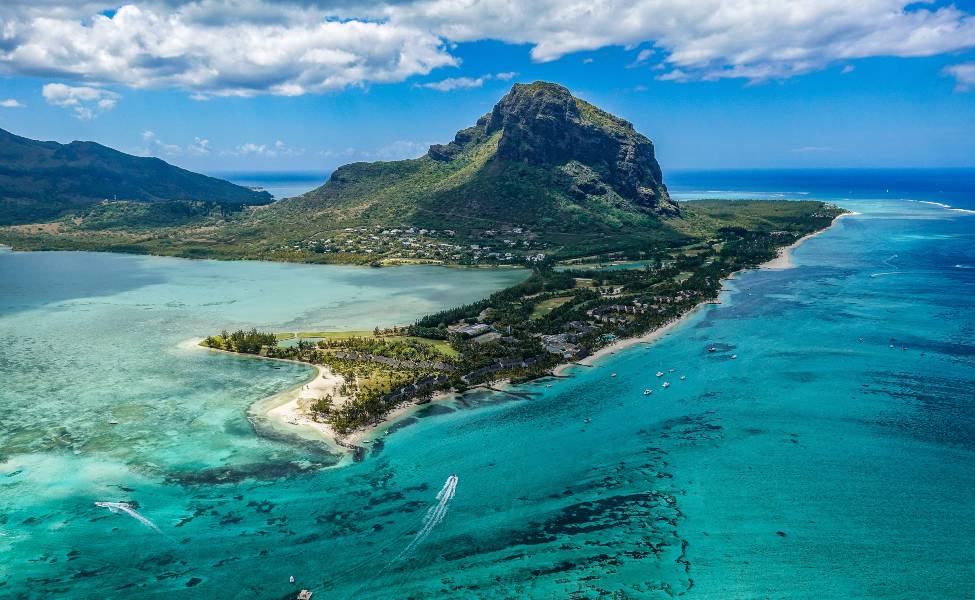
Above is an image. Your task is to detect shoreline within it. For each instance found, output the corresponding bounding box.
[762,211,858,270]
[556,210,857,373]
[196,341,451,452]
[194,344,359,451]
[210,211,856,455]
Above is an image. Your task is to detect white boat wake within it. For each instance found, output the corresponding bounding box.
[94,501,163,535]
[394,474,458,561]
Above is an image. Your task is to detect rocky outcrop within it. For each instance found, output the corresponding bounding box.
[428,81,676,215]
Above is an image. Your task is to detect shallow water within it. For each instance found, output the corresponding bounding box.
[1,188,974,598]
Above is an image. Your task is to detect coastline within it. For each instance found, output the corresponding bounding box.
[194,343,359,451]
[762,211,858,270]
[196,341,449,452]
[557,210,857,373]
[214,211,856,455]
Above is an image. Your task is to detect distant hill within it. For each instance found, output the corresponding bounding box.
[0,128,272,224]
[255,82,677,239]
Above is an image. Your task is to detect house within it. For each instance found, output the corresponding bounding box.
[566,321,595,335]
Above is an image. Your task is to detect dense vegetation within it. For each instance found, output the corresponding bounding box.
[203,329,277,354]
[0,127,271,225]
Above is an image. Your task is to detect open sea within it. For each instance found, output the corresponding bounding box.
[1,169,973,598]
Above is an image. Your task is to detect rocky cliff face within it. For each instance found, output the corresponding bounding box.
[428,82,676,215]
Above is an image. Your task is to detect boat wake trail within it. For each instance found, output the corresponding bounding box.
[94,501,164,535]
[394,475,458,561]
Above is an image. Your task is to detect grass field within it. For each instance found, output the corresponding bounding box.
[530,295,574,319]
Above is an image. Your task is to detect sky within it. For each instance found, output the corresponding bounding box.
[0,0,973,175]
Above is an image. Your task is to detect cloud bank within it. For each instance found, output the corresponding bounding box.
[1,0,973,96]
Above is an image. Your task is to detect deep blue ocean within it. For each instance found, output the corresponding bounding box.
[1,169,973,598]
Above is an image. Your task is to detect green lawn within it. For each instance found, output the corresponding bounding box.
[530,295,574,319]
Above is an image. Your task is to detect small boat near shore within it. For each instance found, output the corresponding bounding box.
[662,381,670,388]
[643,388,652,395]
[656,371,664,377]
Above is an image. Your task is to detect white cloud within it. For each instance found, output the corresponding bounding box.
[943,62,975,91]
[0,0,972,94]
[0,98,24,107]
[187,137,211,156]
[0,2,455,97]
[235,142,269,156]
[417,71,518,91]
[41,83,118,119]
[417,76,485,91]
[402,0,975,80]
[230,139,302,157]
[385,0,975,82]
[137,131,212,157]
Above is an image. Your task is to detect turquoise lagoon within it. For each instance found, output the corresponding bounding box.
[2,179,975,598]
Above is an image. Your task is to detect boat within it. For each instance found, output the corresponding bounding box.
[668,368,675,372]
[662,382,670,388]
[679,375,686,381]
[708,346,716,352]
[611,373,617,378]
[584,418,591,423]
[656,371,664,377]
[730,354,737,359]
[108,419,119,425]
[643,389,652,395]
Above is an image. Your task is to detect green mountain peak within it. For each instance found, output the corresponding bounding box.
[291,81,677,246]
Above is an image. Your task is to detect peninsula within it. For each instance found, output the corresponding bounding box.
[202,210,845,449]
[2,81,846,448]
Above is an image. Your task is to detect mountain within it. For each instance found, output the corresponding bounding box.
[249,82,678,248]
[0,128,272,224]
[5,82,836,265]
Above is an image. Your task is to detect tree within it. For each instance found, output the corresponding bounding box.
[310,395,333,421]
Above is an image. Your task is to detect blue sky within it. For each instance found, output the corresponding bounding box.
[0,1,973,174]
